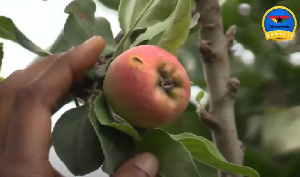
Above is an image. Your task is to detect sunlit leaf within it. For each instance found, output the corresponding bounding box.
[136,129,201,177]
[132,18,171,46]
[0,16,50,56]
[133,11,199,48]
[157,0,191,56]
[135,0,179,30]
[52,105,104,176]
[118,0,152,33]
[114,0,156,57]
[172,133,260,177]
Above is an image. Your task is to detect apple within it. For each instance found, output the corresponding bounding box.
[103,45,191,128]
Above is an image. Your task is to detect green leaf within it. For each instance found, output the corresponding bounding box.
[132,18,171,46]
[93,93,141,140]
[136,129,201,177]
[64,0,96,46]
[94,17,117,56]
[0,16,50,56]
[148,31,164,45]
[119,0,180,32]
[52,105,104,176]
[64,1,117,54]
[88,96,135,174]
[135,0,179,30]
[49,29,72,54]
[0,43,3,71]
[97,0,120,10]
[0,17,16,41]
[157,0,192,56]
[133,11,199,47]
[194,160,218,177]
[118,0,152,33]
[113,0,156,58]
[0,76,4,83]
[172,133,260,177]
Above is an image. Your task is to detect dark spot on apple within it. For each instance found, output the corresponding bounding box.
[133,57,143,64]
[158,68,175,94]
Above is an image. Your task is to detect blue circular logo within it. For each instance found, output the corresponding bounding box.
[262,6,297,41]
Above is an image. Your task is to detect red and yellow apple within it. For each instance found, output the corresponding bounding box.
[103,45,191,128]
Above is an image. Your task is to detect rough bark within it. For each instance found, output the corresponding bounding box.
[194,0,244,176]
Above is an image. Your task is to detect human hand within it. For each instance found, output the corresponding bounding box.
[0,36,159,177]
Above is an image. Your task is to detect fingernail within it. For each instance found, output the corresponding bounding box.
[133,153,159,176]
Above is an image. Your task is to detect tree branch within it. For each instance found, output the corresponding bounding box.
[194,0,244,176]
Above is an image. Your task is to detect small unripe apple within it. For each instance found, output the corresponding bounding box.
[103,45,191,128]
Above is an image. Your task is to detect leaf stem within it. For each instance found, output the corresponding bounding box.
[112,0,155,58]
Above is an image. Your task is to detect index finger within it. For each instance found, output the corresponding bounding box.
[3,36,105,164]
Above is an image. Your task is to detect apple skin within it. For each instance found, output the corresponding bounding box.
[103,45,191,128]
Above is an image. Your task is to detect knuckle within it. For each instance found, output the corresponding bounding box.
[14,85,37,107]
[0,70,25,99]
[3,69,25,84]
[0,70,24,87]
[7,69,25,79]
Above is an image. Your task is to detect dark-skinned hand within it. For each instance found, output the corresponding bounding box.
[0,36,159,177]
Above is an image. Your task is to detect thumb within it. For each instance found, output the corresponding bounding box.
[112,153,159,177]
